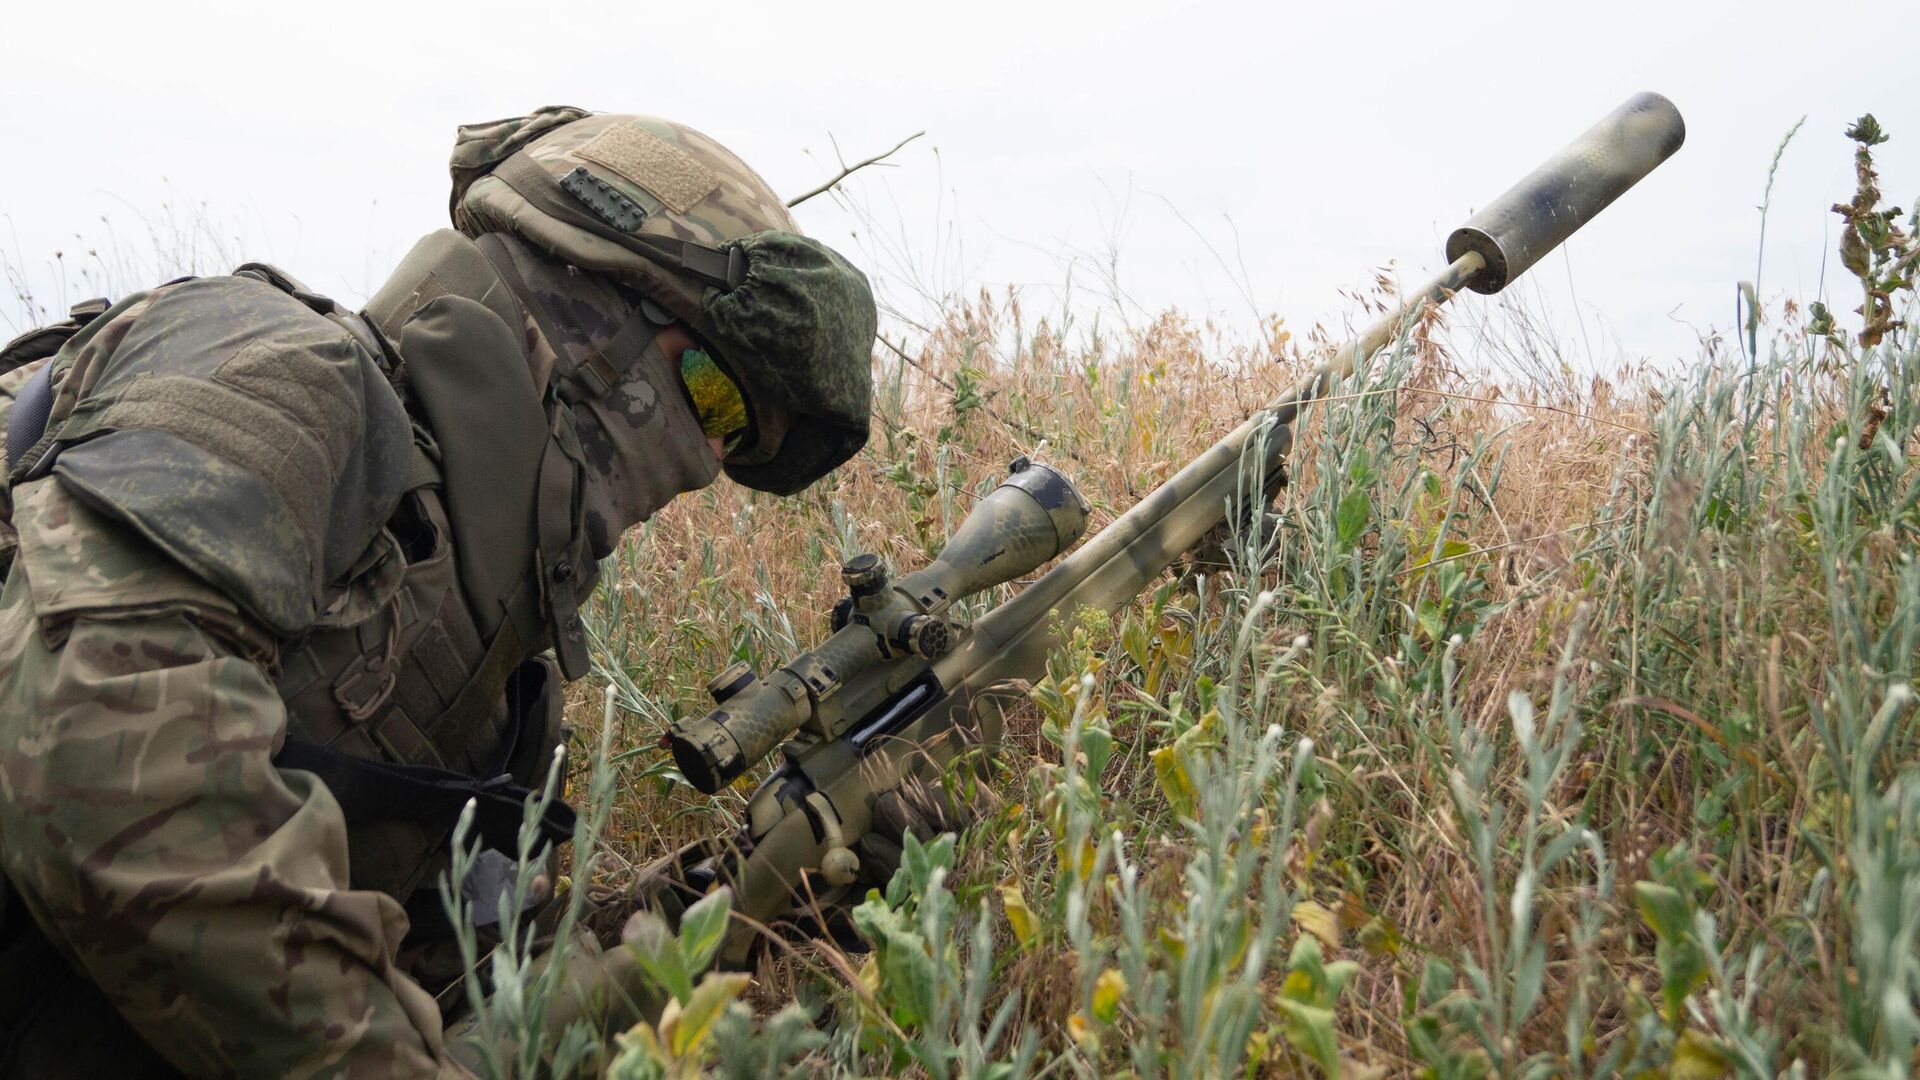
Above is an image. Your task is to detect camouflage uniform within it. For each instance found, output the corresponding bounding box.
[0,109,876,1078]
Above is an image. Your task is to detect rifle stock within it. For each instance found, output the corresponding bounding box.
[643,93,1685,964]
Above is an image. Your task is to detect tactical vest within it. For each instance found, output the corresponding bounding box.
[0,235,590,919]
[285,231,607,913]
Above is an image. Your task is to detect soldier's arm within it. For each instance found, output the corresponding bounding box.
[0,479,469,1079]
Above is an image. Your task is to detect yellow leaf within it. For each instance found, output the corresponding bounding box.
[1067,1011,1098,1051]
[1293,901,1342,949]
[1092,968,1128,1023]
[1246,1027,1272,1070]
[999,880,1039,948]
[608,1020,667,1074]
[1281,968,1315,1002]
[1672,1029,1732,1080]
[1151,745,1196,817]
[1357,915,1402,957]
[667,971,750,1058]
[1061,834,1096,880]
[1247,807,1271,850]
[1157,926,1186,962]
[653,997,683,1053]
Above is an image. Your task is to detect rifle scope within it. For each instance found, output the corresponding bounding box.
[667,458,1089,794]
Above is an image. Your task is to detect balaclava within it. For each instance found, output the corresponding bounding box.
[488,233,721,558]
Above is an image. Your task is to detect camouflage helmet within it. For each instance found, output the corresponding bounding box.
[449,107,875,495]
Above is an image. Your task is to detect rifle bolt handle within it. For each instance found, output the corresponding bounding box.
[821,846,860,887]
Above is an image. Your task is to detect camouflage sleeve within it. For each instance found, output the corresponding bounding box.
[0,479,469,1079]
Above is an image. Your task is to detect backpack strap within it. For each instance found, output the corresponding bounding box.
[274,739,576,856]
[5,365,55,479]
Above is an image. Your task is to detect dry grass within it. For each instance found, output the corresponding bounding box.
[577,267,1920,1075]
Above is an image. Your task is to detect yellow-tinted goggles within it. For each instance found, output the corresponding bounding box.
[679,348,750,452]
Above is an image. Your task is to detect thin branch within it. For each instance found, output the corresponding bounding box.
[787,131,926,208]
[1301,383,1653,437]
[875,334,1084,465]
[1392,516,1620,577]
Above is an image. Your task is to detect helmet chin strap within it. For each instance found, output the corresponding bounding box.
[472,231,685,410]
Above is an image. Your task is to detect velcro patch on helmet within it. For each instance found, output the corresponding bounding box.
[577,124,720,214]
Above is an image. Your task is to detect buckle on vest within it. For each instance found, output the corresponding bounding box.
[334,654,398,722]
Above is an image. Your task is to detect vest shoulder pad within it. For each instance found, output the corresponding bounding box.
[47,275,411,637]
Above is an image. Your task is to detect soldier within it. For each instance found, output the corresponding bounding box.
[0,107,877,1077]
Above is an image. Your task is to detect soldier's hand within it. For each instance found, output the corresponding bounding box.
[853,774,975,895]
[443,926,667,1070]
[1184,485,1285,575]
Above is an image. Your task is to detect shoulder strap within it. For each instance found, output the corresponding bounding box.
[0,297,109,378]
[361,230,595,680]
[534,419,592,680]
[469,231,570,386]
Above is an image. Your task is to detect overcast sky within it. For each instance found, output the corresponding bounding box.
[5,0,1916,371]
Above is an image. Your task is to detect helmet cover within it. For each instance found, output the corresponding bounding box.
[450,108,874,494]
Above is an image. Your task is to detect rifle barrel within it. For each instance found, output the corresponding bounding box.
[938,88,1688,695]
[934,251,1486,699]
